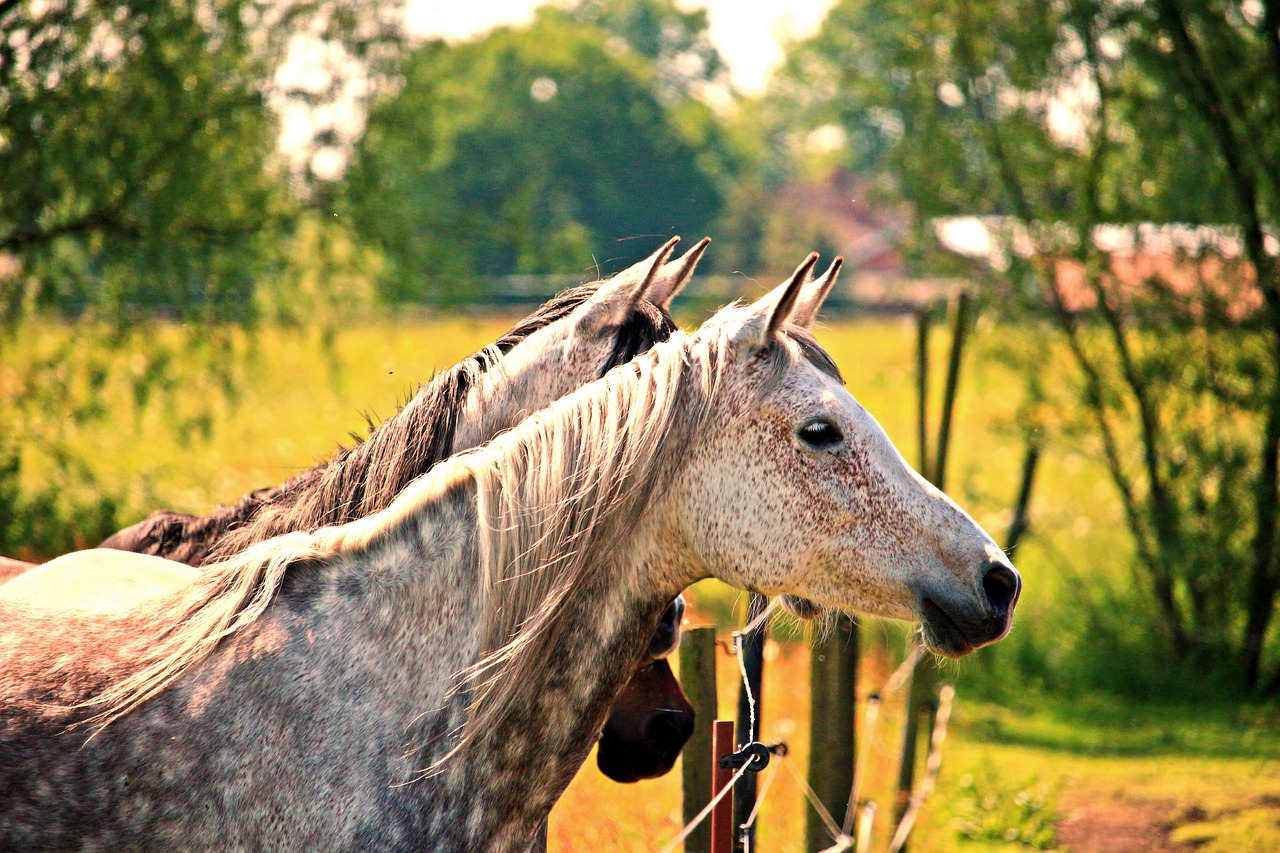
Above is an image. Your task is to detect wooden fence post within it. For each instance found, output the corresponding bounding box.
[712,720,736,853]
[1005,442,1040,554]
[933,291,971,489]
[805,614,858,851]
[681,626,718,853]
[894,291,972,848]
[916,306,931,478]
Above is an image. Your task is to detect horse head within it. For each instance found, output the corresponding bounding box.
[668,255,1021,656]
[449,237,706,453]
[595,596,694,783]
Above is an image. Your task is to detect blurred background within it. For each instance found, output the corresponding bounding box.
[3,0,1279,849]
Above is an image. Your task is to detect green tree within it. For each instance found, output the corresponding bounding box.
[0,0,402,319]
[0,0,401,556]
[780,0,1280,693]
[566,0,728,103]
[343,10,725,303]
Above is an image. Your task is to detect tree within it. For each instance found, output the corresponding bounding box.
[0,0,402,320]
[343,10,725,303]
[0,0,401,556]
[780,0,1280,692]
[565,0,729,104]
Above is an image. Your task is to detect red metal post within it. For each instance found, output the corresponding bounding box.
[711,719,735,853]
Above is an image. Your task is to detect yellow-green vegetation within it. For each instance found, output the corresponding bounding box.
[551,619,1280,851]
[5,313,1279,850]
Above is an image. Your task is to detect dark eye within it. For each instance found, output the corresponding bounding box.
[798,418,844,450]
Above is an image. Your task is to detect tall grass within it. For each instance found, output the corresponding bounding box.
[7,311,1280,849]
[0,311,1249,695]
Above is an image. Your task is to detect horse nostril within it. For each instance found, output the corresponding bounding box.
[981,562,1021,616]
[645,709,694,752]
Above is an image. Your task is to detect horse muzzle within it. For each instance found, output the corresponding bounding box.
[597,704,696,783]
[596,658,696,783]
[918,560,1021,658]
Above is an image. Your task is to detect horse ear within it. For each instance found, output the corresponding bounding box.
[791,256,843,328]
[580,237,681,327]
[645,237,710,309]
[739,253,819,347]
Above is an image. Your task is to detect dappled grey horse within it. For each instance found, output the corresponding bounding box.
[0,255,1020,849]
[7,238,708,786]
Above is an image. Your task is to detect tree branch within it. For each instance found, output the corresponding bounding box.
[1152,0,1280,686]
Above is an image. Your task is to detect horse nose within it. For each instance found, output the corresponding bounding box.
[981,561,1021,618]
[644,708,695,756]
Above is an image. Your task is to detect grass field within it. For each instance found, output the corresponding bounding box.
[6,309,1280,850]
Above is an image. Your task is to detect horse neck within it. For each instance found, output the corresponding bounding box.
[419,508,681,848]
[310,480,681,847]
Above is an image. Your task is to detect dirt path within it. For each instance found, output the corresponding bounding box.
[1055,792,1184,852]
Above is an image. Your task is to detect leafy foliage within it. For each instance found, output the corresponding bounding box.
[0,0,401,321]
[343,9,725,302]
[566,0,728,104]
[778,0,1280,692]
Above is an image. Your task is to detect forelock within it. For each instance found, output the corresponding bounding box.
[787,328,844,384]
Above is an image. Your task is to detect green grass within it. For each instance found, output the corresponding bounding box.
[8,311,1280,849]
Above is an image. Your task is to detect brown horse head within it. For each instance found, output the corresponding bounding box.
[596,597,695,782]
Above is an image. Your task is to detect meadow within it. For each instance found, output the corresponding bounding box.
[6,310,1280,851]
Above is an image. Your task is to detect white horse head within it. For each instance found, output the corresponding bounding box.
[665,254,1020,655]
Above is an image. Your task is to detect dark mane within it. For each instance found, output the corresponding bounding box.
[99,284,677,566]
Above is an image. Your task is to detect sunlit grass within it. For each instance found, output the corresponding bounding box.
[8,311,1276,850]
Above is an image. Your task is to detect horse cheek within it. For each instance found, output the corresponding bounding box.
[675,426,809,595]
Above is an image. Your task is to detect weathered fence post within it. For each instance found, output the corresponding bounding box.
[681,626,718,853]
[916,306,931,478]
[712,720,736,853]
[933,291,971,489]
[734,593,768,851]
[893,292,972,845]
[1005,442,1040,554]
[805,614,858,851]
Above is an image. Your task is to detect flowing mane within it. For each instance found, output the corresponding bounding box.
[82,321,837,748]
[100,284,677,566]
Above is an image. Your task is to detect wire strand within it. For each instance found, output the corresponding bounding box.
[888,684,956,852]
[732,596,779,746]
[778,746,844,841]
[657,762,753,853]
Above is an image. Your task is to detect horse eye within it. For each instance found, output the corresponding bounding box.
[798,418,844,450]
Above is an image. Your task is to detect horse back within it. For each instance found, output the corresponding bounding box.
[0,556,34,584]
[0,549,196,613]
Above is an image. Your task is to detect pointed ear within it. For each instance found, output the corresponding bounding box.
[749,253,819,346]
[579,237,680,327]
[645,236,710,309]
[791,256,843,328]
